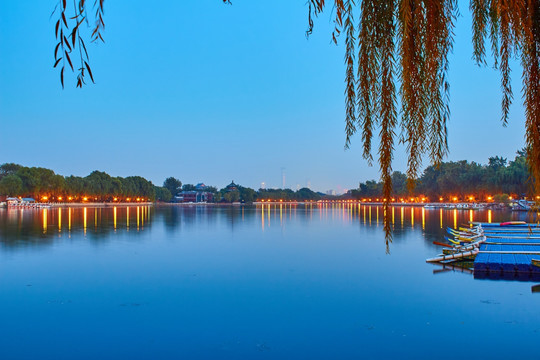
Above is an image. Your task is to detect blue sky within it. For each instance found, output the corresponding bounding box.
[0,1,526,192]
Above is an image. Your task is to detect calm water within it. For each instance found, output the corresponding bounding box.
[0,204,538,359]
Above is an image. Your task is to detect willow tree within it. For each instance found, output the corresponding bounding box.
[53,0,540,243]
[305,0,540,244]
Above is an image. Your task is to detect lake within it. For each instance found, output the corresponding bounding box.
[0,204,538,359]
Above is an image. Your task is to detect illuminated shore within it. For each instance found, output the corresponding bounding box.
[46,202,153,207]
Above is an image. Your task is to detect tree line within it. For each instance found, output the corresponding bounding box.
[1,150,529,203]
[348,150,529,201]
[0,164,160,202]
[0,165,324,203]
[161,176,322,203]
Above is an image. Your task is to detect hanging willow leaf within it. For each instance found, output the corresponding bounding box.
[55,20,60,38]
[64,36,72,51]
[80,36,89,58]
[52,0,103,88]
[65,51,74,71]
[85,61,94,83]
[54,43,61,60]
[343,0,356,150]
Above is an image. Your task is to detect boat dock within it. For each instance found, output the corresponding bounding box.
[427,221,540,280]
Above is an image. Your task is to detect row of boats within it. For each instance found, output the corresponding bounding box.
[424,199,534,211]
[427,221,540,269]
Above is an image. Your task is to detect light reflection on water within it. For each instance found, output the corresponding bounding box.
[0,204,537,242]
[1,204,538,256]
[0,205,538,359]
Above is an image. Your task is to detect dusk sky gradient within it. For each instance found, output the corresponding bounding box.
[0,1,526,193]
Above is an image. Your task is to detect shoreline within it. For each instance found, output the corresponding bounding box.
[1,202,153,209]
[0,201,514,210]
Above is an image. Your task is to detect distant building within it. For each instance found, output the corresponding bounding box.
[225,181,238,192]
[195,183,207,191]
[326,190,336,196]
[175,191,213,203]
[174,182,214,203]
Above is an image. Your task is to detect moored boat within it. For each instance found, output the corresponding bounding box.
[471,221,538,228]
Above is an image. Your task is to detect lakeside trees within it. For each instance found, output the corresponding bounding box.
[0,164,160,201]
[349,150,530,200]
[154,187,172,202]
[257,188,322,202]
[163,177,182,197]
[2,150,529,203]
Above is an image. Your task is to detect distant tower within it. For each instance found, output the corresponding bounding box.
[307,180,311,190]
[281,167,286,189]
[261,182,266,190]
[296,184,300,191]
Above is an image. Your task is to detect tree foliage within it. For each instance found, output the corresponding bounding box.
[349,149,529,199]
[50,1,540,203]
[0,175,23,196]
[52,0,104,88]
[0,164,155,200]
[163,177,182,196]
[302,0,540,242]
[306,0,540,185]
[154,186,172,202]
[257,187,322,201]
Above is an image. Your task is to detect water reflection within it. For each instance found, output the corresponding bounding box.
[83,207,87,235]
[0,204,537,251]
[0,206,153,246]
[43,208,47,233]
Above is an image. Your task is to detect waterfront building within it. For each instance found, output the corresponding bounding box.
[225,181,238,192]
[174,183,214,203]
